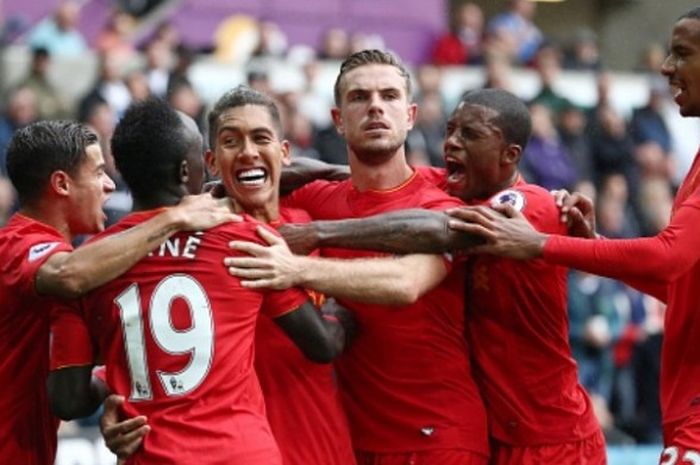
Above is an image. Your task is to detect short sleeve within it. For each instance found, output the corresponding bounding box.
[17,236,72,296]
[261,287,309,319]
[50,300,94,370]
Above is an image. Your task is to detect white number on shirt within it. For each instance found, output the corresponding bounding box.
[115,274,214,401]
[660,447,700,465]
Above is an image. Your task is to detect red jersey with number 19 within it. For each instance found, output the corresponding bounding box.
[51,209,307,465]
[0,214,72,465]
[283,170,489,456]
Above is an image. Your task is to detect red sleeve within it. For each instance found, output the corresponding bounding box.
[17,236,72,296]
[50,300,94,370]
[261,287,309,318]
[543,194,700,286]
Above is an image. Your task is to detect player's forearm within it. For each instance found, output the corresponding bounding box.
[280,158,350,196]
[314,209,481,253]
[36,208,187,298]
[295,254,441,305]
[48,367,107,420]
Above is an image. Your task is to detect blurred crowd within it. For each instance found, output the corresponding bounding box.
[0,0,684,446]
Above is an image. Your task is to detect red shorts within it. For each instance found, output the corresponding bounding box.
[490,430,606,465]
[660,414,700,464]
[354,449,489,465]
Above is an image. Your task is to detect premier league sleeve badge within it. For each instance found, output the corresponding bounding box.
[490,189,526,212]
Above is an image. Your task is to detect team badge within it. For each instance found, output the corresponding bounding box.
[28,242,60,262]
[490,189,526,212]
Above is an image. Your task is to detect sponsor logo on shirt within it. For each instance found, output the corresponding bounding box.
[490,189,526,212]
[28,242,60,262]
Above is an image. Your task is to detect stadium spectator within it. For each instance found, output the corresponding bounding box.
[319,27,350,60]
[0,86,38,176]
[431,2,484,65]
[487,0,543,65]
[530,42,572,117]
[520,102,578,190]
[558,103,594,184]
[406,91,447,167]
[95,10,137,61]
[563,28,601,71]
[18,47,71,120]
[144,39,172,98]
[252,20,288,58]
[27,0,87,57]
[79,50,131,122]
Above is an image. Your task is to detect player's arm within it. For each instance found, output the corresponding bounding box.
[36,194,240,298]
[278,208,484,256]
[273,298,353,363]
[448,201,700,286]
[280,158,350,196]
[227,226,450,305]
[48,366,107,420]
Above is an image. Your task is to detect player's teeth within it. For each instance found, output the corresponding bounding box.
[238,168,266,180]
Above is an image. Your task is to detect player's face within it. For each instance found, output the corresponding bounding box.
[67,143,116,234]
[207,104,290,213]
[332,64,416,163]
[662,18,700,117]
[443,103,510,201]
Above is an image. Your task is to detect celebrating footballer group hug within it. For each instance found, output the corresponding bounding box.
[5,6,700,465]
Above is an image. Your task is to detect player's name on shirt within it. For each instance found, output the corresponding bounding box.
[147,231,205,260]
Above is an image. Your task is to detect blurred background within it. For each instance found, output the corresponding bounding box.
[2,0,695,463]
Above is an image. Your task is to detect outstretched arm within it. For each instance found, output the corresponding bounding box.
[227,226,450,305]
[280,158,350,196]
[37,194,241,298]
[278,208,484,256]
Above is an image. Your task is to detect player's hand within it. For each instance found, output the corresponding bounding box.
[277,223,320,255]
[322,298,358,348]
[225,226,302,289]
[551,189,597,239]
[445,205,547,259]
[173,193,242,231]
[100,395,150,460]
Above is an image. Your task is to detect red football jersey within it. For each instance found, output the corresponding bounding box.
[51,209,308,465]
[543,148,700,430]
[283,170,489,455]
[0,214,72,465]
[255,207,356,465]
[465,177,599,444]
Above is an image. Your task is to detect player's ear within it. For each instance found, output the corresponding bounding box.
[180,160,189,185]
[406,102,418,130]
[204,149,219,176]
[49,170,71,198]
[280,140,292,166]
[501,143,522,166]
[331,107,344,136]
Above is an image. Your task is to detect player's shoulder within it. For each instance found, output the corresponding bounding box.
[488,181,564,233]
[414,165,447,190]
[279,206,312,224]
[0,214,69,259]
[205,214,277,245]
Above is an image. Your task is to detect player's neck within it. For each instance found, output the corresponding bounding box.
[245,202,280,223]
[20,202,73,242]
[348,150,413,192]
[132,190,185,213]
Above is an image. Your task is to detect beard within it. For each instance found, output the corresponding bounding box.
[347,136,406,166]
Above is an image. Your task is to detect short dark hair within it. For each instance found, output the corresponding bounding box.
[111,98,188,201]
[460,88,532,148]
[679,7,700,21]
[333,49,412,106]
[207,85,282,148]
[6,120,97,205]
